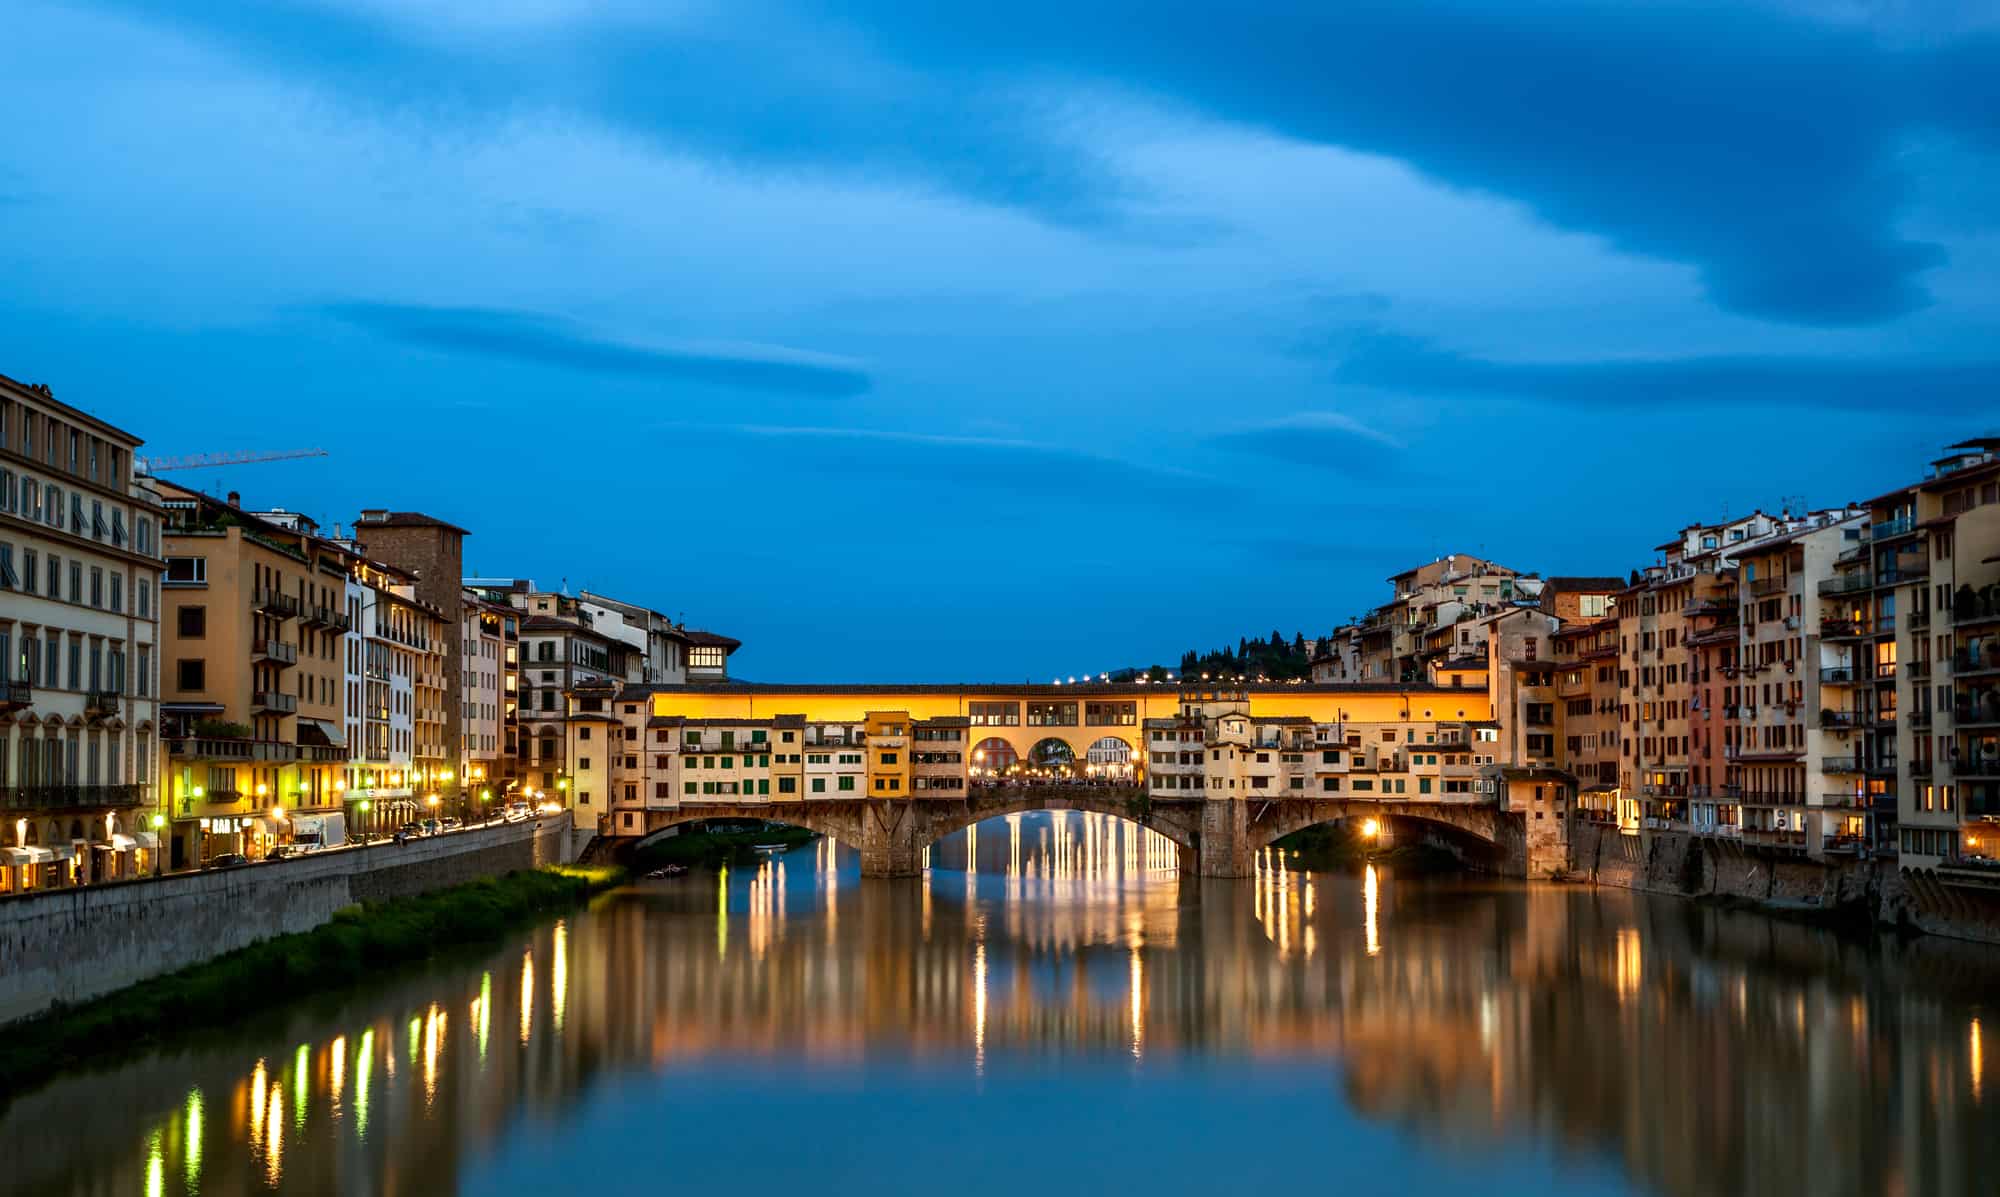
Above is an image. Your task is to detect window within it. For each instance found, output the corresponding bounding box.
[968,701,1020,726]
[837,775,855,791]
[164,556,207,585]
[1026,701,1078,726]
[811,777,826,793]
[178,659,205,690]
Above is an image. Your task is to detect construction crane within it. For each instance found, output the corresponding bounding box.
[137,448,329,473]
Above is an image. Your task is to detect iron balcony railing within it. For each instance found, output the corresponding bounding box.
[0,784,142,812]
[254,588,300,618]
[252,690,298,714]
[253,638,298,666]
[1818,573,1872,596]
[0,680,29,710]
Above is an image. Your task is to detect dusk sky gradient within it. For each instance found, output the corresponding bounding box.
[5,1,1998,681]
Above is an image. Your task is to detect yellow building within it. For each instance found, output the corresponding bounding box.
[158,485,355,865]
[864,710,911,798]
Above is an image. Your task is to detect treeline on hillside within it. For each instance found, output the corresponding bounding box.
[1113,631,1318,683]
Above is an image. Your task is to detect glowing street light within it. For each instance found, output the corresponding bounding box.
[1362,818,1380,839]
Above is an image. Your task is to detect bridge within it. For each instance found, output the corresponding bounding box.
[612,785,1528,877]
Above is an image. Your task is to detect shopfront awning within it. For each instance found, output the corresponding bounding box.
[134,831,160,850]
[296,718,346,748]
[2,846,52,865]
[109,834,139,851]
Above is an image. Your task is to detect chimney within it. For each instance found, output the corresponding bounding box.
[226,491,241,507]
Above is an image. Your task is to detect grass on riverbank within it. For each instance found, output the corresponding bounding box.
[0,864,622,1103]
[628,822,817,871]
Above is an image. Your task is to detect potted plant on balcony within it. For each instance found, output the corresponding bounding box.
[192,718,252,740]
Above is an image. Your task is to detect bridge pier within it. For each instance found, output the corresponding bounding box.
[859,801,924,878]
[1196,799,1252,878]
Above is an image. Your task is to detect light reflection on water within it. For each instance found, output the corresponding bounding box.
[3,810,1998,1196]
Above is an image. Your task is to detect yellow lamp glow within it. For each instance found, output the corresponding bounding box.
[1362,818,1381,839]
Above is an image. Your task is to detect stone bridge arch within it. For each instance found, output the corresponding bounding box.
[913,787,1200,860]
[628,803,870,858]
[1241,799,1523,872]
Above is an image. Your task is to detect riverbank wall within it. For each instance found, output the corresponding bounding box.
[1570,822,2000,945]
[0,814,573,1025]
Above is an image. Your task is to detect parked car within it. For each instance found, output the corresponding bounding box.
[398,820,422,837]
[204,853,250,869]
[440,817,462,832]
[503,801,531,823]
[420,818,442,836]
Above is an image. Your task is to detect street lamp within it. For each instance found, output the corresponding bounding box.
[150,813,165,876]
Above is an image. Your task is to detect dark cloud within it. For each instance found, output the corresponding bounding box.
[323,303,871,398]
[1335,332,2000,412]
[89,2,2000,324]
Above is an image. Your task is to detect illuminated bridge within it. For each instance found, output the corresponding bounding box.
[575,682,1570,878]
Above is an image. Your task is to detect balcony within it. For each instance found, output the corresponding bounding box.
[1819,709,1862,730]
[1866,755,1899,776]
[1957,701,2000,729]
[85,689,121,718]
[1742,828,1809,849]
[255,588,300,619]
[1748,576,1787,597]
[252,690,298,714]
[1821,756,1864,774]
[326,610,353,633]
[1955,592,2000,629]
[253,638,299,666]
[1819,666,1856,685]
[300,604,333,629]
[0,680,31,712]
[1909,660,1933,681]
[1952,649,2000,679]
[1818,573,1872,597]
[0,784,142,813]
[1872,514,1915,539]
[1821,618,1872,641]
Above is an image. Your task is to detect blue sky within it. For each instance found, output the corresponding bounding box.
[4,1,1997,681]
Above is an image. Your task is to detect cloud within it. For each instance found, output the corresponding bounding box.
[1334,332,2000,413]
[323,302,871,397]
[668,421,1241,504]
[87,1,2000,324]
[1206,411,1402,473]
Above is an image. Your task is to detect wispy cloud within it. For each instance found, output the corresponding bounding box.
[324,302,872,397]
[666,421,1239,503]
[1205,410,1402,472]
[1335,333,2000,413]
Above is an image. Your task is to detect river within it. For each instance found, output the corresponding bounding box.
[3,811,1996,1196]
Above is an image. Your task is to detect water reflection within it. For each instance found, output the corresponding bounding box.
[4,811,1998,1196]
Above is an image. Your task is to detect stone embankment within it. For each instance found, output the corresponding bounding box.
[0,814,573,1025]
[1570,822,2000,945]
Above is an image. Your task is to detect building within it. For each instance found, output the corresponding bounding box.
[0,373,165,889]
[461,589,509,811]
[1858,439,2000,870]
[1552,613,1623,827]
[352,510,469,810]
[578,590,691,685]
[1732,514,1868,855]
[157,486,356,866]
[338,553,451,834]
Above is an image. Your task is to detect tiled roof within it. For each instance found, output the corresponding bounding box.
[355,510,472,536]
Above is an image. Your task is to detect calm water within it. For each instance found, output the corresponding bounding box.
[6,811,1999,1196]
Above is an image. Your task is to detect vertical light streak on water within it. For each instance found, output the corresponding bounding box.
[476,971,492,1063]
[972,940,988,1078]
[144,1129,164,1197]
[354,1029,374,1141]
[1364,863,1382,957]
[422,1003,443,1104]
[184,1088,204,1191]
[553,920,569,1032]
[519,951,535,1046]
[249,1058,267,1149]
[1129,946,1145,1061]
[330,1035,346,1110]
[293,1042,309,1130]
